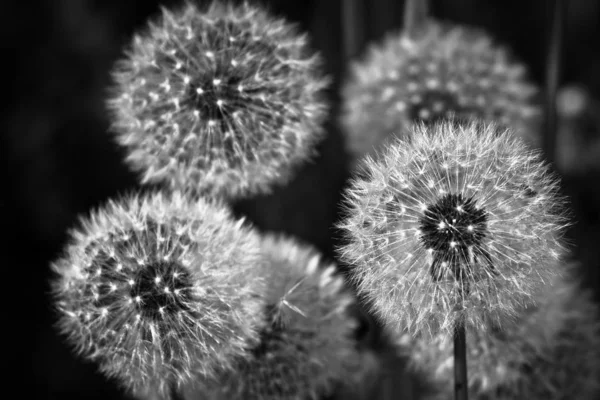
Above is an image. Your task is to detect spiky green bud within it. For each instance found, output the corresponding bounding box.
[341,21,540,159]
[108,1,329,200]
[51,191,267,399]
[337,121,568,338]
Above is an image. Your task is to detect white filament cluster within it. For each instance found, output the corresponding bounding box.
[188,235,361,400]
[52,191,267,399]
[341,21,541,160]
[407,266,600,399]
[337,121,569,337]
[109,1,329,200]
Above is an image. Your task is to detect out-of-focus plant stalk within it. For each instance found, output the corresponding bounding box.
[342,0,365,62]
[403,0,430,40]
[544,0,565,164]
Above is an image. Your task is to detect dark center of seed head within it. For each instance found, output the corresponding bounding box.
[187,21,279,125]
[419,193,493,281]
[189,75,244,122]
[130,261,192,321]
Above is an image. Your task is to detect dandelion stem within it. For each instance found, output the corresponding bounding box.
[454,281,469,400]
[170,384,181,400]
[403,0,430,40]
[453,316,468,400]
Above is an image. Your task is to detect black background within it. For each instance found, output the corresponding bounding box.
[3,0,599,399]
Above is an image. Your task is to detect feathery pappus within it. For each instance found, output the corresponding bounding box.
[108,1,329,200]
[406,263,600,399]
[51,191,267,399]
[337,121,569,338]
[183,235,361,400]
[341,21,540,160]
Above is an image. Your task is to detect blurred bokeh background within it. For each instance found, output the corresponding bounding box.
[3,0,599,399]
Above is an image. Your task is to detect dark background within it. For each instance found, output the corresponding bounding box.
[3,0,599,399]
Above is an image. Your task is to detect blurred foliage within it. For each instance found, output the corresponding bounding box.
[2,0,598,399]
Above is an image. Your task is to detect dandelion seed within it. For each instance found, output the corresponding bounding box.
[341,21,541,160]
[407,265,600,399]
[337,121,569,337]
[108,1,329,200]
[52,191,267,399]
[188,236,361,400]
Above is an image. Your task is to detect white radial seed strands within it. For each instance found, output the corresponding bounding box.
[51,192,267,399]
[186,236,360,400]
[337,121,569,337]
[109,1,329,200]
[341,21,541,159]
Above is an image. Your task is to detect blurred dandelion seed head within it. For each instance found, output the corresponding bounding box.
[337,121,569,337]
[188,235,361,400]
[52,191,267,399]
[408,267,600,400]
[342,21,541,159]
[108,1,329,200]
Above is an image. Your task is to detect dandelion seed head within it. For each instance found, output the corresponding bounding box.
[52,191,267,399]
[342,21,541,159]
[191,235,360,400]
[337,121,569,337]
[108,1,329,200]
[408,266,600,399]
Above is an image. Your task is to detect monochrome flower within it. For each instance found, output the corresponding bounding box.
[52,191,267,399]
[185,235,360,400]
[337,121,568,337]
[108,1,329,200]
[409,265,600,399]
[341,21,540,159]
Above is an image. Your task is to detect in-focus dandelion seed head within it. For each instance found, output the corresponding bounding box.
[341,21,541,159]
[108,1,329,200]
[52,192,267,399]
[337,121,569,337]
[186,235,361,400]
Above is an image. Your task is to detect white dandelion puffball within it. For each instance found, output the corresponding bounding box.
[51,191,267,399]
[108,1,329,200]
[407,263,599,395]
[184,235,361,400]
[411,266,600,400]
[486,284,600,400]
[341,20,540,159]
[337,121,569,337]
